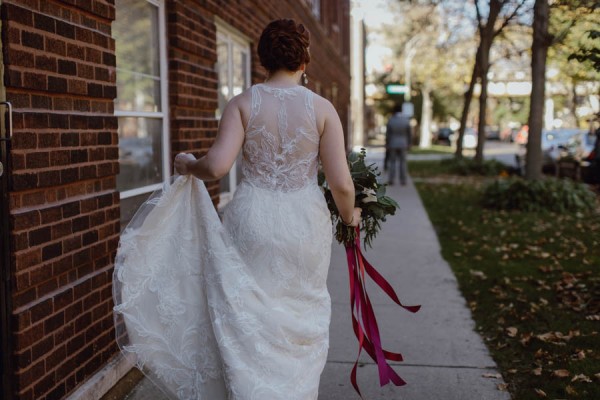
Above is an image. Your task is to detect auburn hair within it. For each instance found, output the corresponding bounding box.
[257,19,311,73]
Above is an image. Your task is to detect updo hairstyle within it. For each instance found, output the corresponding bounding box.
[257,19,311,73]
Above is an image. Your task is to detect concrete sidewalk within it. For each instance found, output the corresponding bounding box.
[109,151,510,400]
[318,151,510,400]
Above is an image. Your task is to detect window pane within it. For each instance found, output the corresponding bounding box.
[232,47,247,97]
[114,0,161,112]
[117,117,164,192]
[217,38,230,118]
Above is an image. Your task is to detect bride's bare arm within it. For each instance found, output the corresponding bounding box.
[174,96,245,180]
[318,99,361,227]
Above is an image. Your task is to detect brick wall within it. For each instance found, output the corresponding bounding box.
[1,1,119,399]
[1,0,350,399]
[167,1,352,203]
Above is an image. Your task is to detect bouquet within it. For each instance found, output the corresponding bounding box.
[319,148,420,398]
[318,148,400,248]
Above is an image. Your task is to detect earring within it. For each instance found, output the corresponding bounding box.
[302,72,308,86]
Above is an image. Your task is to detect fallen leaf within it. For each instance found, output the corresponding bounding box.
[496,383,508,391]
[508,369,517,374]
[571,374,592,383]
[532,367,542,376]
[553,369,570,378]
[520,332,533,346]
[534,388,547,397]
[595,372,600,381]
[482,373,502,379]
[566,385,577,395]
[586,314,600,321]
[506,327,518,337]
[470,269,487,279]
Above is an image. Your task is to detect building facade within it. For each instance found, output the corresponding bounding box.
[0,1,351,399]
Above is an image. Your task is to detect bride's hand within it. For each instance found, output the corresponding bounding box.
[174,153,196,175]
[344,207,362,227]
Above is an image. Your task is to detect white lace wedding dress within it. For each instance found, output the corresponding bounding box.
[113,84,333,400]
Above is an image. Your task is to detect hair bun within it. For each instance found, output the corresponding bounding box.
[258,19,311,73]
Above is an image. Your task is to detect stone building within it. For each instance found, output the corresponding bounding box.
[0,0,351,399]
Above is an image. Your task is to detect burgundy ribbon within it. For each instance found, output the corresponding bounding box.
[344,226,421,397]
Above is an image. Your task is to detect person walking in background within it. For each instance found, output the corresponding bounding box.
[386,103,411,185]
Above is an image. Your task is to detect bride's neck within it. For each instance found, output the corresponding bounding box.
[265,69,302,86]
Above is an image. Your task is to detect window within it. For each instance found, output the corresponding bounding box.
[216,22,251,205]
[306,0,321,19]
[113,0,169,224]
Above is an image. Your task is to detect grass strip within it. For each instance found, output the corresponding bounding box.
[410,161,600,400]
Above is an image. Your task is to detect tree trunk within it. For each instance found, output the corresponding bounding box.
[570,81,580,127]
[525,0,550,181]
[455,46,481,159]
[419,84,433,148]
[475,38,490,164]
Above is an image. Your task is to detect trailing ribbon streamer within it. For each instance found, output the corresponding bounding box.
[345,226,420,398]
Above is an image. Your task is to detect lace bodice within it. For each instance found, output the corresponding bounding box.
[242,84,319,192]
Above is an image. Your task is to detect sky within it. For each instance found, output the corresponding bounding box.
[354,0,395,74]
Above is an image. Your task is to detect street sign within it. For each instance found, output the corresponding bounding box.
[386,84,407,95]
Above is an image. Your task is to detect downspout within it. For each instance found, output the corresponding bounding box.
[0,0,14,397]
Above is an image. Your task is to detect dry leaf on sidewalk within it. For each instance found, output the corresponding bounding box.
[482,373,502,379]
[496,383,508,391]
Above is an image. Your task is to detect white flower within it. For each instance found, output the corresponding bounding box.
[361,188,378,204]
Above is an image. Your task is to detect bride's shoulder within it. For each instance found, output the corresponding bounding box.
[309,92,336,134]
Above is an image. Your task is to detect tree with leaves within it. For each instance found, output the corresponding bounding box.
[376,1,475,148]
[454,0,530,162]
[525,0,599,179]
[525,0,552,180]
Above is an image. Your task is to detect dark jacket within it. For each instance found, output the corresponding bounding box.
[386,112,411,149]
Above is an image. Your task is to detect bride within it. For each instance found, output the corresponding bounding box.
[113,19,361,400]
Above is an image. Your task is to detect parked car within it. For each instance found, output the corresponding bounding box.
[541,129,586,171]
[485,126,501,140]
[462,128,478,149]
[436,127,453,145]
[581,130,600,183]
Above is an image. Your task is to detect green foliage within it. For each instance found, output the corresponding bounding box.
[319,149,400,248]
[440,158,510,176]
[568,30,600,71]
[549,2,600,79]
[482,177,597,212]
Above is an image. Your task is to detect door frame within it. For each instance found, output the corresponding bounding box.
[0,3,14,398]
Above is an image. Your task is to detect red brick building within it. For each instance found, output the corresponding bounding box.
[0,1,351,399]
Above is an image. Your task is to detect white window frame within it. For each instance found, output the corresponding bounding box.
[215,20,251,206]
[115,0,170,200]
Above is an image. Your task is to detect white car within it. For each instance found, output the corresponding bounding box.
[462,128,478,149]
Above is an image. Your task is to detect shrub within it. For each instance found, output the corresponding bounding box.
[482,177,597,213]
[440,158,509,176]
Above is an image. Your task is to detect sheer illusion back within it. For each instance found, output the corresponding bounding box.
[242,84,319,192]
[113,84,333,400]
